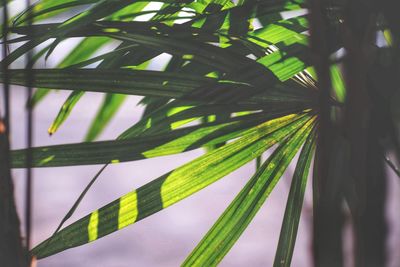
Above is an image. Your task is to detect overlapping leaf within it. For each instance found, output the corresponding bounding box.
[1,0,334,264]
[3,0,312,141]
[273,127,316,267]
[31,113,314,259]
[183,117,316,266]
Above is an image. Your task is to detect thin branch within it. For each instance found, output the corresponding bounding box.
[383,153,400,178]
[25,0,34,257]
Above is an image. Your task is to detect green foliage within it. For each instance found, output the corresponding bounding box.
[2,0,399,265]
[0,0,325,264]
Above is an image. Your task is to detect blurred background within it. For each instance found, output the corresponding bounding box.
[2,1,400,266]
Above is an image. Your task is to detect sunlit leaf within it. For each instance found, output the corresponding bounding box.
[183,116,316,266]
[30,113,314,259]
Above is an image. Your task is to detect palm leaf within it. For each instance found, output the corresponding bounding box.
[31,113,313,259]
[84,94,126,141]
[273,127,316,267]
[12,112,310,167]
[1,1,343,265]
[182,116,315,266]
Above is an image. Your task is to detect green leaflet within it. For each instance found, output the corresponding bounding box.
[273,127,316,267]
[79,2,195,140]
[30,1,150,106]
[249,16,308,48]
[75,2,155,140]
[2,1,320,264]
[1,0,145,66]
[10,5,305,46]
[383,29,393,46]
[85,94,126,141]
[48,91,84,135]
[7,8,311,115]
[12,112,309,168]
[118,98,310,139]
[30,113,313,259]
[13,0,98,26]
[0,69,216,98]
[47,43,143,135]
[30,37,110,106]
[306,64,345,103]
[250,16,309,81]
[0,0,351,265]
[60,38,111,67]
[15,1,150,26]
[47,164,109,242]
[10,20,308,81]
[2,0,307,69]
[182,116,316,266]
[105,31,251,72]
[257,43,308,82]
[330,65,346,102]
[40,2,153,133]
[1,68,314,106]
[1,0,93,36]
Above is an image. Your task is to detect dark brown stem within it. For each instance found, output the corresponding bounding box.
[342,1,387,266]
[1,1,27,266]
[309,0,344,266]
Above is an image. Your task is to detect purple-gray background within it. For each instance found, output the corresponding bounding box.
[2,1,400,266]
[10,87,315,266]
